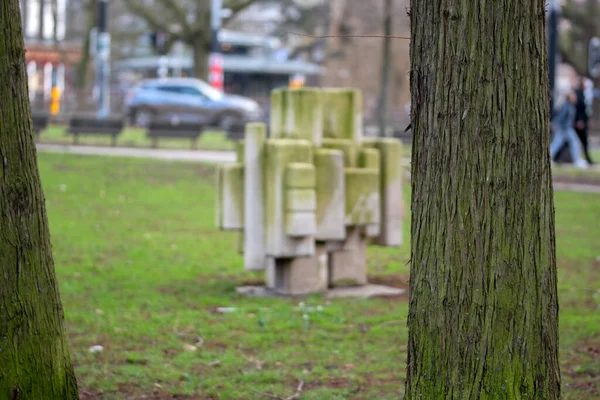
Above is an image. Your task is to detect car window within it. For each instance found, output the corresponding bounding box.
[195,81,224,101]
[156,85,182,94]
[179,86,204,97]
[154,85,209,100]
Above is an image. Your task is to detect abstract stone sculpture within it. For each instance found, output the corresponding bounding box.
[216,88,405,295]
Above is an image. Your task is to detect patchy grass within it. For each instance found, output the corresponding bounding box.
[38,125,235,151]
[38,154,600,399]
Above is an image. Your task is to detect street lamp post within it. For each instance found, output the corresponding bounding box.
[211,0,222,55]
[96,0,111,118]
[548,0,560,114]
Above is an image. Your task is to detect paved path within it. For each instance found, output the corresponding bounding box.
[37,144,600,194]
[552,182,600,194]
[37,143,415,166]
[37,144,236,164]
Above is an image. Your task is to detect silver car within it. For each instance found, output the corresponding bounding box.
[125,78,263,129]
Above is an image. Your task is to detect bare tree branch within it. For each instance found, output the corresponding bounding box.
[155,0,192,35]
[123,0,177,35]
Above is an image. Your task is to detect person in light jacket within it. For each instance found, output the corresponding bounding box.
[550,83,589,169]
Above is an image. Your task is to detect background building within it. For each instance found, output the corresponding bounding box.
[20,0,82,109]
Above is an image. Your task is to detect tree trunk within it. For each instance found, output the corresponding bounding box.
[405,0,561,398]
[378,0,392,137]
[51,0,58,43]
[0,1,79,399]
[76,0,97,91]
[38,0,45,39]
[192,39,209,80]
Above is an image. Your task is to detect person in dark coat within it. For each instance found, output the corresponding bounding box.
[574,78,595,165]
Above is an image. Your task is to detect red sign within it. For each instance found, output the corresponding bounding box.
[209,53,224,91]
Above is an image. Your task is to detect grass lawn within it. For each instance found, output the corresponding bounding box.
[38,125,235,151]
[39,154,600,399]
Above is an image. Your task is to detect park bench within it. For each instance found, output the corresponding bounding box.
[146,120,205,149]
[31,111,49,139]
[68,115,124,146]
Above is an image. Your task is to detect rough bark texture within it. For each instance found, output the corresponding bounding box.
[0,1,79,399]
[406,1,561,398]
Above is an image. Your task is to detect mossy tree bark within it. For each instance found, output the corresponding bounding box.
[405,0,561,398]
[0,1,79,399]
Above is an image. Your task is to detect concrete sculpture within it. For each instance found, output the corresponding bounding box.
[216,88,404,295]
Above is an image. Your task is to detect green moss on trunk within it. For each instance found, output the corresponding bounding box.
[0,2,79,398]
[405,0,560,398]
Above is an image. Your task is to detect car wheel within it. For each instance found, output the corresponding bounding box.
[134,108,155,128]
[218,113,242,132]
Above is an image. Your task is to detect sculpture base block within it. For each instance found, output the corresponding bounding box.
[236,284,406,299]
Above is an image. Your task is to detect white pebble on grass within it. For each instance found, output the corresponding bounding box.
[217,307,237,313]
[89,345,104,354]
